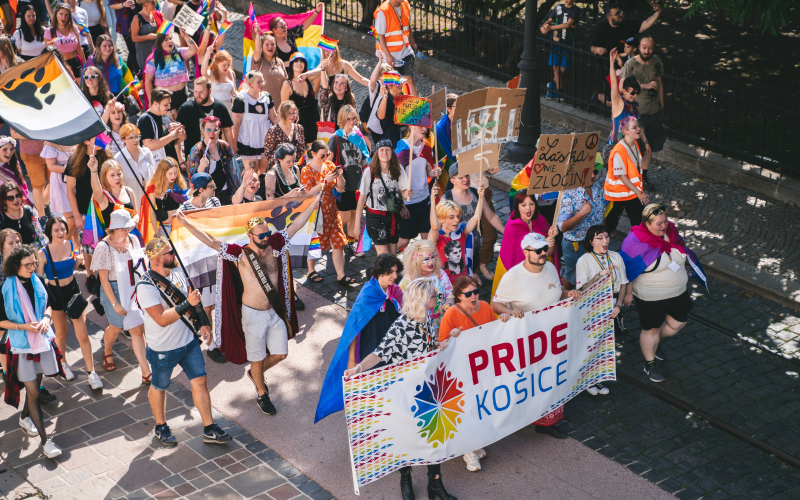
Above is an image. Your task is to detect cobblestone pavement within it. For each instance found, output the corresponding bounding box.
[0,322,334,500]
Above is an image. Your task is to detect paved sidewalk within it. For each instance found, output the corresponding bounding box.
[0,318,333,500]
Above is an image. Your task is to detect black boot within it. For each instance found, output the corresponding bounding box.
[400,467,415,500]
[427,472,456,500]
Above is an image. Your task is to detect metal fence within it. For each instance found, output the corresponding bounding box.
[266,0,799,178]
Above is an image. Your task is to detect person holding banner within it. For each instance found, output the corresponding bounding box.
[622,204,705,383]
[576,224,631,395]
[175,194,320,416]
[398,239,452,335]
[492,232,580,439]
[344,277,457,500]
[604,116,650,233]
[557,165,606,289]
[269,2,324,63]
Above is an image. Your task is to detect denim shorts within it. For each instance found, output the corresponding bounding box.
[561,238,586,285]
[146,338,207,391]
[100,281,124,328]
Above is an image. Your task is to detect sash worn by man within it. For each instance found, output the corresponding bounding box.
[175,194,320,415]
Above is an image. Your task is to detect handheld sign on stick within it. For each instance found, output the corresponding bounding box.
[394,95,432,201]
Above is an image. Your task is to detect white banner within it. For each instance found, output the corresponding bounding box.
[343,277,616,492]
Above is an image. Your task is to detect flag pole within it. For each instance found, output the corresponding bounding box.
[406,128,413,202]
[432,85,439,183]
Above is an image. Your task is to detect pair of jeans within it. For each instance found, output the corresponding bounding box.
[146,338,207,390]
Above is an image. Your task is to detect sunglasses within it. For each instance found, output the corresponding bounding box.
[625,89,639,96]
[164,248,175,256]
[648,206,666,218]
[460,289,478,298]
[250,230,272,241]
[421,255,436,264]
[204,128,220,133]
[525,245,549,254]
[5,193,22,201]
[85,74,100,80]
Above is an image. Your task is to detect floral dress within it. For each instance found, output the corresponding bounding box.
[300,161,347,252]
[399,269,452,337]
[264,123,306,166]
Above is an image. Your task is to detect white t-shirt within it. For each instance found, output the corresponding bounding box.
[400,139,430,205]
[374,9,414,60]
[137,268,196,352]
[359,166,409,211]
[13,30,46,58]
[575,250,629,294]
[631,249,688,302]
[493,261,562,313]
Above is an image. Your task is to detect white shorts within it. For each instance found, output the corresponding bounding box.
[241,305,288,361]
[239,155,263,161]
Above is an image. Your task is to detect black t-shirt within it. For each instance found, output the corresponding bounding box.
[328,135,364,192]
[176,98,234,154]
[138,111,177,161]
[0,276,51,323]
[0,206,37,245]
[590,19,641,53]
[549,4,581,44]
[241,194,264,203]
[64,160,94,215]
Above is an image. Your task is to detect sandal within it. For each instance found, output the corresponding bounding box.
[307,271,323,283]
[336,276,358,286]
[142,373,152,385]
[102,353,116,372]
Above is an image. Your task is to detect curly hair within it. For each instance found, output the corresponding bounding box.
[452,276,480,303]
[401,277,437,323]
[209,50,233,83]
[402,240,441,280]
[3,244,37,278]
[371,253,404,279]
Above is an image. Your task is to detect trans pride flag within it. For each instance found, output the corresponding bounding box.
[243,6,324,77]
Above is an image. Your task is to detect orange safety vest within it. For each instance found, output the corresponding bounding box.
[604,140,643,201]
[374,0,411,57]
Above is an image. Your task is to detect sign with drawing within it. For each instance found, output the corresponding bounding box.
[527,132,601,195]
[450,87,526,156]
[457,143,499,176]
[173,5,205,36]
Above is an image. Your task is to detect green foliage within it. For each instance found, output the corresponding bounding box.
[679,0,796,35]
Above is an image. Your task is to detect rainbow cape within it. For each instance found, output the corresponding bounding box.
[243,6,324,80]
[170,197,320,289]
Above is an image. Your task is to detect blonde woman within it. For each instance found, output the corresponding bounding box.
[398,239,453,335]
[141,158,187,238]
[343,277,457,500]
[201,49,236,108]
[91,159,137,224]
[232,70,279,174]
[115,123,156,205]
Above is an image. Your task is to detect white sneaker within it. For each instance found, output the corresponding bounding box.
[597,384,610,395]
[42,439,62,458]
[88,371,103,390]
[463,451,481,472]
[586,385,600,396]
[63,362,75,381]
[475,448,486,459]
[19,416,38,437]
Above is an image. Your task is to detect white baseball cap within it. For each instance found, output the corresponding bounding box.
[521,232,548,251]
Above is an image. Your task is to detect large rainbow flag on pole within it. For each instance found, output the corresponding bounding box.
[0,53,105,145]
[170,197,320,289]
[242,6,324,77]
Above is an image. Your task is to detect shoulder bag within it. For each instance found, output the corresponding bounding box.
[44,245,89,320]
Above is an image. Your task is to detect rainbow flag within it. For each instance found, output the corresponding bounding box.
[243,6,324,76]
[317,120,335,143]
[170,197,320,287]
[240,2,256,88]
[382,72,401,86]
[393,95,431,127]
[156,20,174,35]
[402,81,411,95]
[318,35,337,52]
[75,22,90,37]
[218,19,233,35]
[0,52,105,145]
[129,80,143,108]
[152,10,164,28]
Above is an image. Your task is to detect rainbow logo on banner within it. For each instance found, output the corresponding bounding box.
[243,6,324,75]
[318,34,337,52]
[412,363,465,448]
[393,95,432,127]
[156,20,174,35]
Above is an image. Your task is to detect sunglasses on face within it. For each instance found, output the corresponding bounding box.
[85,74,99,80]
[250,231,272,241]
[204,128,220,133]
[6,193,22,201]
[526,245,549,254]
[625,89,639,96]
[460,289,478,298]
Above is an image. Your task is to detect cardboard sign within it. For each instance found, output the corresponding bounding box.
[527,132,601,195]
[457,143,499,176]
[429,88,447,119]
[450,87,525,156]
[394,95,432,127]
[173,5,204,36]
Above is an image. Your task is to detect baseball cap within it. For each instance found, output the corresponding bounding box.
[622,37,636,46]
[191,172,213,190]
[521,232,548,250]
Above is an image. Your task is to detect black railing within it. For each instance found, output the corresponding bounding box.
[265,0,799,178]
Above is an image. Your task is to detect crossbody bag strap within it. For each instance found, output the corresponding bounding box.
[453,303,480,328]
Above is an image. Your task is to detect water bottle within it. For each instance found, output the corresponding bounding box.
[415,50,426,59]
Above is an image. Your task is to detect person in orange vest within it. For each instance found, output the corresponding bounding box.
[373,0,419,96]
[604,116,651,233]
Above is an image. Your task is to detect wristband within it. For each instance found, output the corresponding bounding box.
[175,301,192,315]
[356,363,363,374]
[43,314,51,322]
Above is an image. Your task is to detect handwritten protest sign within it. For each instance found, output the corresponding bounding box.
[457,143,499,176]
[394,95,432,127]
[173,5,204,36]
[429,87,447,119]
[450,87,525,156]
[527,132,601,195]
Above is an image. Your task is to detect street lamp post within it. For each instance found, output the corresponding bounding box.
[506,0,541,164]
